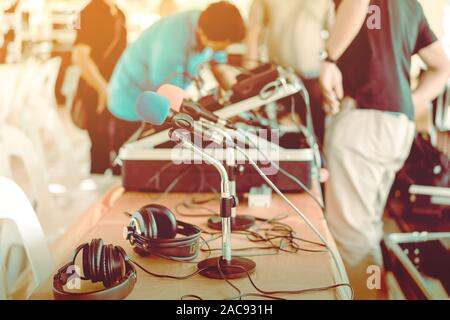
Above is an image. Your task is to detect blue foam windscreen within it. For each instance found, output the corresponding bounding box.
[136,92,171,126]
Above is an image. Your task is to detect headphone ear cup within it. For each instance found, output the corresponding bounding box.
[106,245,124,287]
[130,210,152,257]
[92,239,103,282]
[151,205,178,239]
[101,244,108,287]
[82,243,91,280]
[135,206,156,239]
[103,244,113,288]
[111,246,126,283]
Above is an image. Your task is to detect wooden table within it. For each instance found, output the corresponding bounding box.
[30,186,347,300]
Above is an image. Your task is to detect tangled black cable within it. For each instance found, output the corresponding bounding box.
[175,199,219,218]
[131,259,207,281]
[227,261,354,300]
[201,226,326,256]
[173,195,326,256]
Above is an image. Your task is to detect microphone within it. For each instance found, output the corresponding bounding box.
[157,84,235,129]
[170,113,226,147]
[136,91,172,126]
[135,91,226,146]
[181,101,226,126]
[171,113,195,131]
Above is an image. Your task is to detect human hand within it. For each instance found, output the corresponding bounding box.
[320,62,344,115]
[96,86,109,114]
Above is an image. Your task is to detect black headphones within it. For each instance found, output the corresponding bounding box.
[53,239,137,300]
[123,204,202,261]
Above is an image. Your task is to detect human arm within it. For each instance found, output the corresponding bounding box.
[319,0,370,113]
[243,0,266,70]
[413,42,450,107]
[72,44,109,114]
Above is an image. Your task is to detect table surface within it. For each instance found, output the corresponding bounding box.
[30,187,346,300]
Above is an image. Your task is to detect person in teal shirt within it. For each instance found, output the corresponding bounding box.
[108,1,245,121]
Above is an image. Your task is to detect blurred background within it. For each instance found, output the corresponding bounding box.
[0,0,254,239]
[2,0,448,232]
[0,0,449,300]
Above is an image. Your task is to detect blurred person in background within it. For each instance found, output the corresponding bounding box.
[72,0,140,174]
[244,0,335,146]
[320,0,450,299]
[108,1,246,121]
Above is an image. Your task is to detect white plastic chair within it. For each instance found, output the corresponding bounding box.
[0,177,53,300]
[0,63,23,124]
[8,59,52,161]
[8,58,80,187]
[9,59,40,117]
[43,58,62,110]
[29,57,62,111]
[0,125,52,226]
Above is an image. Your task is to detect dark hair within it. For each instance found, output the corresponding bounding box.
[198,1,246,43]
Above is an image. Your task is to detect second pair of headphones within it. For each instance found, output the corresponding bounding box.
[124,204,202,261]
[53,239,136,300]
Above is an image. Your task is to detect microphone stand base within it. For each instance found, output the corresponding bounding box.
[198,257,256,280]
[207,215,256,231]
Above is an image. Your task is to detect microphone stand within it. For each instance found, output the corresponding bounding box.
[170,128,256,279]
[200,121,256,231]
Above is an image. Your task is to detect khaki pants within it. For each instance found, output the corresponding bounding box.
[324,102,415,299]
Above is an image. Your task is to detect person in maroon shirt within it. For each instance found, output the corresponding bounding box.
[72,0,140,174]
[320,0,450,299]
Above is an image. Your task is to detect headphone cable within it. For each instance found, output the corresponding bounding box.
[185,260,354,301]
[129,259,209,281]
[224,263,355,300]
